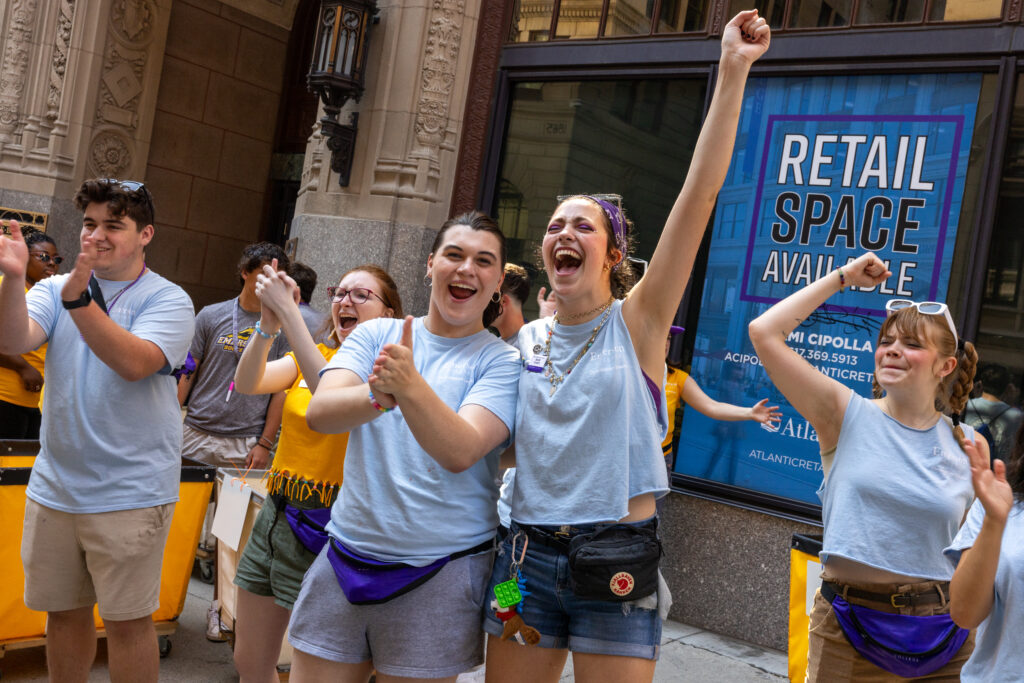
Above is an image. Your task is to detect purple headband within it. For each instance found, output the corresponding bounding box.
[582,196,628,270]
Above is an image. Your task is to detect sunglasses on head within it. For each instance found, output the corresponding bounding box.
[327,286,385,305]
[102,178,145,193]
[102,178,154,213]
[884,299,958,348]
[31,251,62,265]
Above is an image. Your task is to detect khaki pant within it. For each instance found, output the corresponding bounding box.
[22,499,175,620]
[182,424,258,549]
[807,576,974,682]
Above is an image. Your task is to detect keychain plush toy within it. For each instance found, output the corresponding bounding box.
[492,533,540,645]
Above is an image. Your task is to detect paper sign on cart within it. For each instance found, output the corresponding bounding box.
[212,477,252,551]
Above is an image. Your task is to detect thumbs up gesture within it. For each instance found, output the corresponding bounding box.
[370,315,418,402]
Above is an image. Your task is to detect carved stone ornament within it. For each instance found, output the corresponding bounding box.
[89,130,133,177]
[110,0,156,45]
[0,0,39,138]
[414,0,464,154]
[48,0,77,120]
[95,45,147,129]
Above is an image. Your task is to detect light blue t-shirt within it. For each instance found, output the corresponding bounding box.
[819,392,974,580]
[510,300,669,525]
[25,271,195,513]
[322,317,520,565]
[945,500,1024,683]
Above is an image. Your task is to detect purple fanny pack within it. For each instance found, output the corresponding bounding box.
[825,587,968,678]
[283,505,332,556]
[326,537,493,605]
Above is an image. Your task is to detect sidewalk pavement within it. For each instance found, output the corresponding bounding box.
[0,575,788,682]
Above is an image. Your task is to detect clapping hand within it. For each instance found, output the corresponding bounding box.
[61,232,99,302]
[0,220,28,279]
[254,258,300,333]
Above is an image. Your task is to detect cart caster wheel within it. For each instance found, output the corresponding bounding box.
[158,636,172,658]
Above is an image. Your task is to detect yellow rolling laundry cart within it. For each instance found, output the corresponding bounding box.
[0,440,215,662]
[788,533,824,683]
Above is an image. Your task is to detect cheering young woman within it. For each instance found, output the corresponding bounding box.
[484,11,770,683]
[749,253,979,680]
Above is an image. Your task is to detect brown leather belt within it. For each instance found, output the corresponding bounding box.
[822,580,947,608]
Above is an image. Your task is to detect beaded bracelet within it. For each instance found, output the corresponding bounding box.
[837,267,847,291]
[254,320,281,339]
[258,436,275,450]
[368,390,394,413]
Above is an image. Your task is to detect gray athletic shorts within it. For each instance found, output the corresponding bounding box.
[288,545,493,679]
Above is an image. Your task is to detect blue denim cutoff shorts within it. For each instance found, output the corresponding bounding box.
[482,522,661,659]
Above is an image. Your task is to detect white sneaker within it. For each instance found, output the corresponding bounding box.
[206,599,228,642]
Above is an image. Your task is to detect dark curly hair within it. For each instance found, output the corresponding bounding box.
[237,242,290,287]
[501,263,532,306]
[73,178,155,229]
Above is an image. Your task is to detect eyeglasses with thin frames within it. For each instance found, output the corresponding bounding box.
[884,299,958,348]
[327,286,386,306]
[31,251,63,265]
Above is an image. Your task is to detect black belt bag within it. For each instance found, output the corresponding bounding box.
[567,519,662,602]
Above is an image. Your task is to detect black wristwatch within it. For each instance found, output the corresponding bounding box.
[61,289,92,310]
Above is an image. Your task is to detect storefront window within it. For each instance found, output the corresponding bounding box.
[855,0,926,24]
[788,0,853,27]
[605,0,654,36]
[929,0,1004,20]
[972,74,1024,463]
[492,77,708,316]
[674,71,994,508]
[656,0,711,32]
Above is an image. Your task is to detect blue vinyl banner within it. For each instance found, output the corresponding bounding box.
[675,72,983,505]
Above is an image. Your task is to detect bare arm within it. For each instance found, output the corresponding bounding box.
[624,11,769,379]
[235,262,324,394]
[0,353,43,392]
[178,371,195,407]
[245,391,285,470]
[681,378,781,424]
[748,253,890,450]
[66,302,169,381]
[950,440,1012,629]
[369,316,511,473]
[58,233,167,381]
[306,368,385,434]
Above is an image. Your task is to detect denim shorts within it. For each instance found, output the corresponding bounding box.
[482,523,661,659]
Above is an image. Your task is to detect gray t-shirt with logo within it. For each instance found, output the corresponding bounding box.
[183,297,289,438]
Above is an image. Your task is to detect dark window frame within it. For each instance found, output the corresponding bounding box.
[512,0,1011,43]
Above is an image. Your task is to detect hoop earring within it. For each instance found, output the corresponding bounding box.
[491,291,501,303]
[423,274,432,287]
